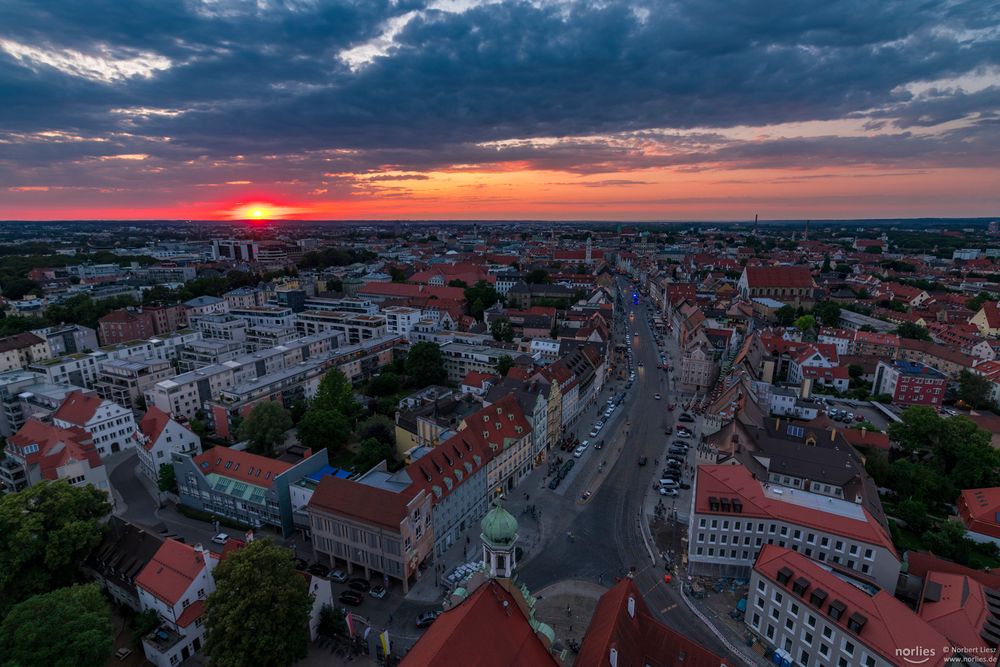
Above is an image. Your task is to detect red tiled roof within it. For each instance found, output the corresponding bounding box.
[7,418,101,480]
[695,465,897,555]
[358,282,466,301]
[839,428,891,451]
[980,302,1000,329]
[576,578,729,667]
[400,579,559,667]
[906,551,1000,589]
[918,571,992,656]
[139,406,172,450]
[176,599,206,628]
[462,371,498,387]
[957,487,1000,539]
[192,447,292,490]
[755,546,948,667]
[743,266,815,289]
[0,331,45,353]
[136,539,208,606]
[51,390,102,426]
[308,475,416,531]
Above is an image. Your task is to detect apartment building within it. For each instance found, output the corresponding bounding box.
[32,324,99,356]
[29,352,103,388]
[294,310,387,344]
[873,360,947,408]
[136,540,218,667]
[98,309,156,345]
[229,305,294,329]
[173,446,328,536]
[1,419,109,497]
[194,313,247,344]
[307,472,433,594]
[737,266,817,308]
[440,343,513,383]
[0,332,51,372]
[747,546,950,667]
[135,407,202,482]
[95,357,175,410]
[52,390,139,457]
[177,339,245,372]
[383,305,423,338]
[688,465,900,590]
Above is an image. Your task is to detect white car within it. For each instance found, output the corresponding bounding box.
[659,487,679,497]
[211,533,230,545]
[589,427,601,437]
[659,479,679,489]
[574,445,587,458]
[675,431,691,439]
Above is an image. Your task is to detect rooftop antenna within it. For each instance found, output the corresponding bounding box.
[753,214,759,236]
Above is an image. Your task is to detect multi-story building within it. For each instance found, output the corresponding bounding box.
[194,313,248,343]
[307,470,433,594]
[1,419,109,497]
[440,343,513,383]
[173,446,328,536]
[873,360,947,408]
[51,390,139,457]
[212,238,259,262]
[0,369,45,436]
[383,305,423,338]
[136,540,218,667]
[245,324,299,352]
[31,324,98,356]
[688,465,900,590]
[294,310,387,344]
[84,517,164,612]
[223,285,269,310]
[737,266,817,308]
[747,545,952,667]
[28,351,103,388]
[98,309,156,345]
[95,357,175,410]
[183,295,228,319]
[177,339,245,372]
[0,332,51,372]
[135,407,202,482]
[144,303,188,335]
[229,305,294,329]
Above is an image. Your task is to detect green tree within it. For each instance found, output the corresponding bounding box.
[317,604,346,638]
[130,609,161,648]
[794,315,817,333]
[447,279,469,288]
[967,292,991,312]
[1,278,41,300]
[353,437,394,472]
[921,520,970,562]
[895,497,931,533]
[357,414,395,446]
[367,371,401,398]
[0,481,110,616]
[821,255,832,273]
[296,407,351,452]
[406,342,447,388]
[896,322,931,341]
[812,301,841,327]
[496,355,514,377]
[775,305,797,326]
[525,269,550,284]
[490,318,514,342]
[238,402,292,457]
[848,364,864,379]
[864,245,883,254]
[0,584,113,667]
[157,463,177,494]
[389,266,407,282]
[957,369,993,409]
[313,370,358,417]
[205,540,312,667]
[464,281,501,320]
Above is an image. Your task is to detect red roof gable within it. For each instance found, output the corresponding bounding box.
[918,571,992,656]
[7,418,102,480]
[400,579,559,667]
[756,546,948,667]
[576,577,729,667]
[695,465,896,555]
[192,447,292,489]
[51,390,103,426]
[958,487,1000,539]
[359,282,466,301]
[136,539,209,606]
[839,428,891,451]
[308,475,417,531]
[139,406,172,450]
[744,265,815,289]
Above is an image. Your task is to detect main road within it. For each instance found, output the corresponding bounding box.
[518,276,733,658]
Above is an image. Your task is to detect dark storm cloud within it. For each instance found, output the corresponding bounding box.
[0,0,998,182]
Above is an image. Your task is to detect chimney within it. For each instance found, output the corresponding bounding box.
[831,428,837,441]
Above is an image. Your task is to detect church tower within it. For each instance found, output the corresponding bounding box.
[480,501,518,578]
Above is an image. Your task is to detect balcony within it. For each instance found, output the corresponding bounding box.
[143,625,184,655]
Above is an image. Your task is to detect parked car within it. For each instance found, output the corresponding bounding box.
[306,563,331,578]
[589,427,600,437]
[330,570,348,583]
[679,482,692,490]
[595,440,604,450]
[665,459,681,468]
[675,431,691,439]
[339,591,364,607]
[668,446,687,456]
[549,477,560,490]
[659,487,679,497]
[678,413,695,422]
[574,446,586,458]
[659,479,679,489]
[114,648,133,661]
[211,533,230,545]
[638,456,648,466]
[348,578,371,593]
[654,393,662,400]
[369,585,387,599]
[416,611,441,629]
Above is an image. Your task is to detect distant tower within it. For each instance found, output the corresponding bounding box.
[804,220,810,241]
[585,236,593,264]
[480,501,518,578]
[754,214,759,236]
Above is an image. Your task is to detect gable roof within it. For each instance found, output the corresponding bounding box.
[400,579,559,667]
[576,577,729,667]
[308,475,417,531]
[51,390,103,425]
[0,331,45,353]
[192,447,292,490]
[135,539,208,606]
[958,487,1000,539]
[8,418,102,480]
[743,265,815,289]
[139,406,172,448]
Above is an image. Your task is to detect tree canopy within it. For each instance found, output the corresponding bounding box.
[238,402,292,456]
[896,321,931,341]
[490,318,514,342]
[957,369,994,410]
[812,301,841,327]
[464,280,501,320]
[0,481,110,616]
[0,584,113,667]
[496,355,514,377]
[205,540,313,667]
[405,342,448,388]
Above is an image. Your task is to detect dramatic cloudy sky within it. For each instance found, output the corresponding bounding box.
[1,0,998,220]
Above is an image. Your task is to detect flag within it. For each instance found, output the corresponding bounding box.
[345,612,355,636]
[380,630,391,656]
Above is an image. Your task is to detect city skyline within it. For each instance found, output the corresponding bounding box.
[2,0,999,220]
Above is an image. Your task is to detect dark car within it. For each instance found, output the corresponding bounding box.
[679,482,692,490]
[665,459,682,468]
[671,441,689,448]
[338,591,364,607]
[595,440,604,450]
[348,578,371,593]
[307,563,330,578]
[678,413,695,422]
[638,456,648,466]
[416,611,441,629]
[548,477,559,490]
[668,447,686,456]
[666,455,684,464]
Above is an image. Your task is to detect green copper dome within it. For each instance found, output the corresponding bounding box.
[481,502,518,545]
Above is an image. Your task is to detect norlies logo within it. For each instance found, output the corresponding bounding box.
[896,647,936,664]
